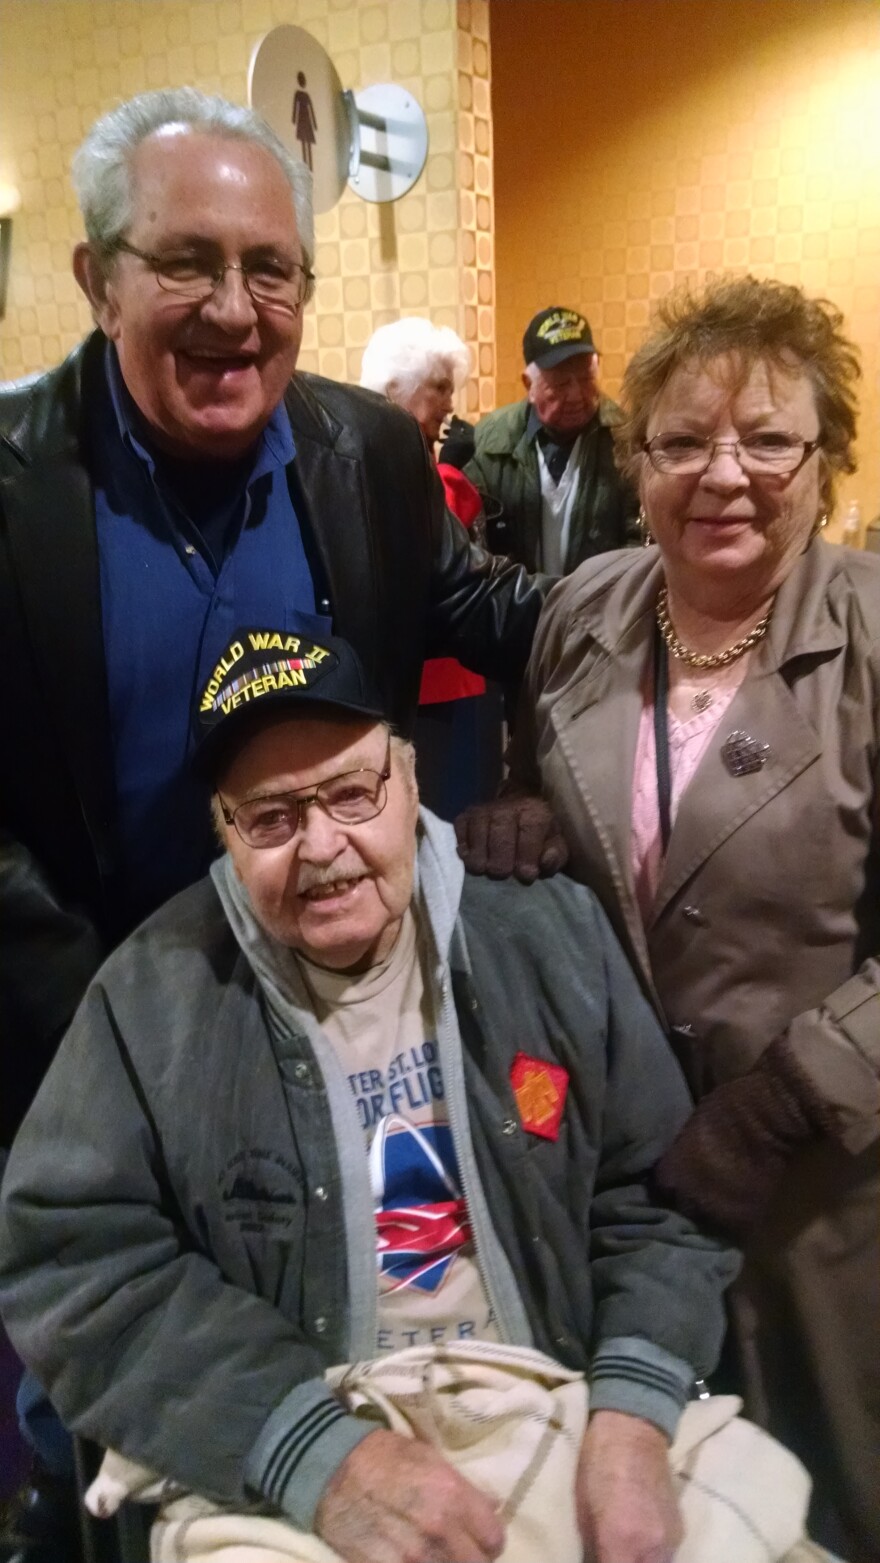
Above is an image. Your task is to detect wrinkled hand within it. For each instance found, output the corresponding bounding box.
[454,794,569,883]
[577,1411,683,1563]
[314,1427,505,1563]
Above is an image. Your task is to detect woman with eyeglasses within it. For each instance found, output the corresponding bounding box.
[506,275,879,1559]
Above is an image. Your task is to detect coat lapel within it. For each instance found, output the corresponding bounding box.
[649,663,823,924]
[2,457,117,873]
[564,425,598,572]
[537,541,850,995]
[650,541,848,924]
[285,377,379,680]
[510,423,543,568]
[549,602,655,985]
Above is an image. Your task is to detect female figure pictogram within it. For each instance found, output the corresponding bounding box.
[291,71,317,170]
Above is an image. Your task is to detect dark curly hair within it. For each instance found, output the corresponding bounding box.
[616,274,860,511]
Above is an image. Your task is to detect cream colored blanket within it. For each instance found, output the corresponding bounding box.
[85,1340,835,1563]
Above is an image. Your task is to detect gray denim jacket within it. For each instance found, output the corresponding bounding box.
[0,812,736,1529]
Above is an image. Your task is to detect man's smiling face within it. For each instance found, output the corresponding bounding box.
[88,127,305,459]
[218,716,419,974]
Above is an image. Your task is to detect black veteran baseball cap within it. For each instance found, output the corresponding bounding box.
[523,307,597,370]
[192,629,386,781]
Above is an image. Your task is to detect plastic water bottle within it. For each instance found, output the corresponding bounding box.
[841,499,862,548]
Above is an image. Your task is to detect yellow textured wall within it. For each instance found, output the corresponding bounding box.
[0,0,495,416]
[491,0,880,530]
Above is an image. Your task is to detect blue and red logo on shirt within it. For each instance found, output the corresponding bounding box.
[370,1116,471,1294]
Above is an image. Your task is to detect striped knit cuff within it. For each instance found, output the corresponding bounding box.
[589,1335,693,1442]
[245,1378,380,1531]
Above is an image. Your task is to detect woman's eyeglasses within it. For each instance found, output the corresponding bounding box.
[643,432,821,477]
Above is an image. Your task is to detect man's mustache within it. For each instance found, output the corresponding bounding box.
[296,860,369,895]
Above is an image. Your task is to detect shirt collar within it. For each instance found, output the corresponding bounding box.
[104,340,295,485]
[525,404,543,443]
[526,403,593,448]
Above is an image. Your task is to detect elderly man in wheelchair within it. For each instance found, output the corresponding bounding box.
[0,632,825,1563]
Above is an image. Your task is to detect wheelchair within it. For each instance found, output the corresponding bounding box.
[74,1439,151,1563]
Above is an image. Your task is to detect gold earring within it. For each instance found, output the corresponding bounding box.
[811,511,828,540]
[638,506,654,547]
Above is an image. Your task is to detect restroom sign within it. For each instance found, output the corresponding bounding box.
[249,25,349,214]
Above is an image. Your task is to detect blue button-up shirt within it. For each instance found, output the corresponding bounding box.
[92,344,331,928]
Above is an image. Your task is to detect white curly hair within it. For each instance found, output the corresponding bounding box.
[359,317,471,402]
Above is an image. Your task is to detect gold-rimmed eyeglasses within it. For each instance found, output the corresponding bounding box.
[218,738,392,849]
[111,239,315,313]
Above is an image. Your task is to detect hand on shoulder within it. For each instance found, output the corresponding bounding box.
[454,793,569,882]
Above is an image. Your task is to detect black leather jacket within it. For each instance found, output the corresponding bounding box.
[0,333,547,1136]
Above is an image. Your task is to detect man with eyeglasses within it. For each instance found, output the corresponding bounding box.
[0,631,738,1563]
[464,307,640,575]
[0,88,554,1557]
[0,86,549,1150]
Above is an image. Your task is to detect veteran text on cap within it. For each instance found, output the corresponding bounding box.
[191,629,385,780]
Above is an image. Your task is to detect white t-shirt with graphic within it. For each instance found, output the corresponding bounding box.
[295,911,498,1354]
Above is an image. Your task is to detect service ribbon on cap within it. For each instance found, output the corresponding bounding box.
[199,631,337,719]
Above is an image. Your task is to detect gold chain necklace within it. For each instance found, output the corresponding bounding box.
[656,585,773,671]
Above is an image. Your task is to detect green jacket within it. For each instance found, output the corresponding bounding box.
[465,397,640,573]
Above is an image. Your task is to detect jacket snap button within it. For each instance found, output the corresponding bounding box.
[501,1117,517,1136]
[469,995,479,1012]
[294,1062,311,1082]
[314,1316,327,1334]
[682,905,706,925]
[314,1185,328,1202]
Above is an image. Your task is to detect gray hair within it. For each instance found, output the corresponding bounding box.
[72,87,314,274]
[360,317,471,402]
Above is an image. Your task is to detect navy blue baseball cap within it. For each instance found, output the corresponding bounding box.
[523,307,597,369]
[192,628,386,781]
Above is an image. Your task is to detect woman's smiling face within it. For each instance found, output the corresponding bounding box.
[641,354,823,596]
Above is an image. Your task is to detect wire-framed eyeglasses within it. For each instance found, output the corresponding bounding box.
[643,432,822,478]
[219,739,392,849]
[111,239,315,313]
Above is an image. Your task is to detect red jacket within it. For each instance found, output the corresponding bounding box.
[419,464,487,704]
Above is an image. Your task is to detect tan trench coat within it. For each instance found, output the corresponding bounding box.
[511,538,880,1559]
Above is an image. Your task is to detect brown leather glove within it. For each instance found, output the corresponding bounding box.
[653,1033,839,1239]
[454,794,569,883]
